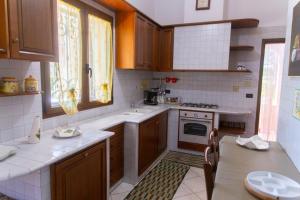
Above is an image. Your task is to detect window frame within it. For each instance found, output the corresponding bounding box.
[41,0,114,119]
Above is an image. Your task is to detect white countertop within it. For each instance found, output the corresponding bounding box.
[0,104,250,182]
[0,129,114,182]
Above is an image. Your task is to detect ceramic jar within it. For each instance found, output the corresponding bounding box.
[24,75,38,93]
[0,77,19,94]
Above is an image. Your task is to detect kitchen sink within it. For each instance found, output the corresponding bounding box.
[121,107,154,116]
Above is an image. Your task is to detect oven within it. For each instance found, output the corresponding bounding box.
[178,110,214,151]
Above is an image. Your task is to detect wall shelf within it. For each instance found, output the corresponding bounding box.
[231,19,259,29]
[172,69,252,73]
[230,45,254,51]
[0,91,41,97]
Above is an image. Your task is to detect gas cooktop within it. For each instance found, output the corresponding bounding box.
[180,103,219,109]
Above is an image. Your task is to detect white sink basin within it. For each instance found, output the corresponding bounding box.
[121,107,155,116]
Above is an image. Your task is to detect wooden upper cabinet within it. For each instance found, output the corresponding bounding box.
[158,28,174,72]
[0,0,9,59]
[116,11,157,70]
[2,0,58,61]
[135,14,146,69]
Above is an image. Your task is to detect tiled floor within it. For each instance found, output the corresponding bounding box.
[110,167,207,200]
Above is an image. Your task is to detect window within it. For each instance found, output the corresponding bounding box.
[42,0,113,118]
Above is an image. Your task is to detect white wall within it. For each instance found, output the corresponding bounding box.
[184,0,224,23]
[154,0,184,25]
[277,0,300,171]
[224,0,289,27]
[126,0,155,19]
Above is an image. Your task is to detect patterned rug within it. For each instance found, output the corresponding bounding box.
[125,159,190,200]
[163,151,204,168]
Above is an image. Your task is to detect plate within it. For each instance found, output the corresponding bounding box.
[53,128,81,138]
[245,171,300,199]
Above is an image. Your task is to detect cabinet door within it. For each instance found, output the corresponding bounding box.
[153,27,160,70]
[106,124,124,187]
[138,117,158,175]
[144,21,155,70]
[158,112,168,154]
[51,142,107,200]
[135,14,146,69]
[0,0,9,58]
[159,28,174,72]
[8,0,58,61]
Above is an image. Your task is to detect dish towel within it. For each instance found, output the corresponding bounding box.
[0,145,17,161]
[236,135,269,150]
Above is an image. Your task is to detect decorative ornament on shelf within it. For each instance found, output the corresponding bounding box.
[289,1,300,76]
[293,89,300,120]
[196,0,211,10]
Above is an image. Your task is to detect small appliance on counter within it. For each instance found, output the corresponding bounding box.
[144,89,158,105]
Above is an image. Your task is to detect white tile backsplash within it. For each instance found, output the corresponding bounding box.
[155,26,286,136]
[0,60,152,143]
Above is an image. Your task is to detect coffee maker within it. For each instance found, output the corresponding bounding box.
[144,90,158,105]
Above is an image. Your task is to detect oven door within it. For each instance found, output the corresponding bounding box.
[179,117,212,144]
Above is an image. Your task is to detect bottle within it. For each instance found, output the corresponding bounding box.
[28,116,41,144]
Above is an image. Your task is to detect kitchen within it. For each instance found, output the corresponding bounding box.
[0,0,299,200]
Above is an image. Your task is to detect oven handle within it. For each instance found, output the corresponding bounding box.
[180,117,212,124]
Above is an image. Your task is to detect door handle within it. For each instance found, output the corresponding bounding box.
[0,48,7,53]
[12,38,19,43]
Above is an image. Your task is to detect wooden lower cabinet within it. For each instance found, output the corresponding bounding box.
[158,112,168,154]
[51,141,107,200]
[138,111,168,176]
[106,124,124,187]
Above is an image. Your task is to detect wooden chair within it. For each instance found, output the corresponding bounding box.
[204,145,218,200]
[208,128,220,166]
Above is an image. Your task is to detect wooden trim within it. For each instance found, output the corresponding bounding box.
[255,38,285,134]
[0,0,10,58]
[178,141,207,152]
[196,0,211,10]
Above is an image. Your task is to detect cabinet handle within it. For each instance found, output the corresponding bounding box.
[84,152,89,157]
[0,48,6,53]
[12,38,19,43]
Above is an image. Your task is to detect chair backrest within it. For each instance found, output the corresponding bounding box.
[204,145,217,200]
[208,128,220,167]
